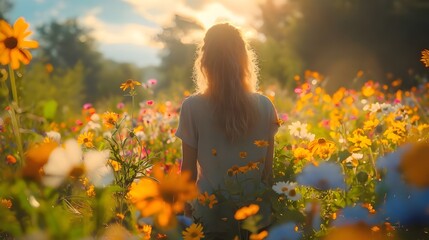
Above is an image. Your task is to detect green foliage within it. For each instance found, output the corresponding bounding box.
[36,18,102,102]
[20,63,84,121]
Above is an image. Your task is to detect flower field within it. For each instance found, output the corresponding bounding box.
[1,18,429,240]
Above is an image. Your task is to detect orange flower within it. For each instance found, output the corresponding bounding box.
[239,151,247,159]
[421,49,429,67]
[0,17,39,69]
[227,165,243,176]
[234,204,259,220]
[0,198,12,208]
[127,164,198,228]
[22,142,58,180]
[254,140,269,147]
[6,154,16,164]
[139,224,152,240]
[245,161,260,171]
[120,79,141,91]
[325,223,383,240]
[250,230,268,240]
[211,148,217,156]
[399,142,429,187]
[198,192,218,209]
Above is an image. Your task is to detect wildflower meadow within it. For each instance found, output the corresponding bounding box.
[1,16,429,240]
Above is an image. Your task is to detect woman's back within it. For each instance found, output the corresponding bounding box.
[176,92,277,193]
[176,92,278,237]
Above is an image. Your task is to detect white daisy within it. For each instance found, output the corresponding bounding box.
[288,121,309,139]
[272,181,301,201]
[46,131,61,143]
[43,139,114,188]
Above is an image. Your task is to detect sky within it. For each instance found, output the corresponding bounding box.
[9,0,273,67]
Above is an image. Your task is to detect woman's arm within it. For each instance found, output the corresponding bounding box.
[181,142,198,183]
[181,142,198,217]
[262,137,274,185]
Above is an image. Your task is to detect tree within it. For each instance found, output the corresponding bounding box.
[258,0,429,91]
[156,15,204,93]
[0,0,12,21]
[37,19,102,102]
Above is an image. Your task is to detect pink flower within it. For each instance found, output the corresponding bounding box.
[75,119,83,126]
[147,79,157,85]
[146,100,154,106]
[280,113,289,122]
[117,102,125,109]
[83,103,92,110]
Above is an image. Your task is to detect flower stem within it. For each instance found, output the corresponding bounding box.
[7,66,24,166]
[9,65,19,105]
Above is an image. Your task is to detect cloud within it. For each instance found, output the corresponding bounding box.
[122,0,266,42]
[79,8,162,48]
[123,0,264,29]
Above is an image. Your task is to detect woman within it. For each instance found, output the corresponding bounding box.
[176,23,279,239]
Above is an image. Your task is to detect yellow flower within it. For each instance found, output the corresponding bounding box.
[234,204,260,220]
[421,49,429,67]
[102,111,119,129]
[347,132,371,150]
[399,142,429,187]
[308,138,335,155]
[0,17,38,69]
[293,147,312,162]
[109,160,121,172]
[254,140,269,147]
[77,131,94,148]
[361,84,375,97]
[316,145,337,159]
[363,119,379,132]
[120,79,141,91]
[198,192,218,209]
[182,223,204,240]
[127,164,198,228]
[250,230,268,240]
[139,224,152,240]
[86,185,96,197]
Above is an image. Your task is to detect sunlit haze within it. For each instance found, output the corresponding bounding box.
[10,0,280,66]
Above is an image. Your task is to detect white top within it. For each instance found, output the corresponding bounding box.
[176,93,278,234]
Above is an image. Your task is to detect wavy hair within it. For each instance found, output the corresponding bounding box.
[193,23,259,142]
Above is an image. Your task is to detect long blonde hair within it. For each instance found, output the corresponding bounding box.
[193,23,259,142]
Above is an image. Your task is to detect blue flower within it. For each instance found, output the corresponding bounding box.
[266,222,301,240]
[297,162,345,190]
[332,205,379,227]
